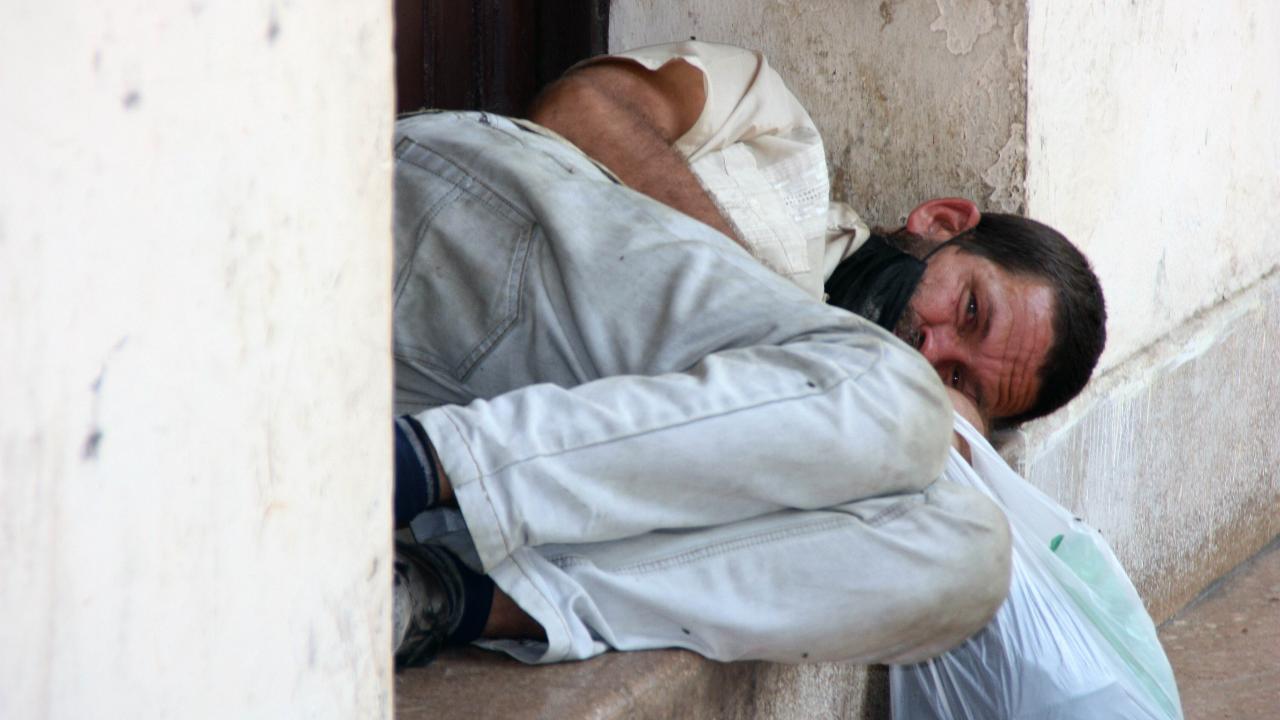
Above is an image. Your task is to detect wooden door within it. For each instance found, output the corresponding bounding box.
[395,0,609,116]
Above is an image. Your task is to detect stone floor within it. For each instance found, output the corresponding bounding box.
[1158,535,1280,720]
[397,536,1280,719]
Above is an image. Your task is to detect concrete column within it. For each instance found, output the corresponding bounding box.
[0,1,393,717]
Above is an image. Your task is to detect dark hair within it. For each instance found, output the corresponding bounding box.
[946,213,1107,425]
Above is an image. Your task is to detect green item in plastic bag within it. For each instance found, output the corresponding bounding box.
[1051,526,1181,720]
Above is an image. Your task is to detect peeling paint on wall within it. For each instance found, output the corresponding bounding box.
[930,0,997,55]
[610,0,1028,227]
[981,122,1026,213]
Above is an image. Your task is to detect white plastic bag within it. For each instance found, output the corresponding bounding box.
[890,416,1183,719]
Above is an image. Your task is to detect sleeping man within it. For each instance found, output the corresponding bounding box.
[388,42,1107,667]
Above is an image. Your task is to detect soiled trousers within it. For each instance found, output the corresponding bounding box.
[394,111,1011,664]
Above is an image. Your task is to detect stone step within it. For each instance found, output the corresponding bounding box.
[396,536,1280,719]
[396,648,888,719]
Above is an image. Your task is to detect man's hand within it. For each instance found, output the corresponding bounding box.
[946,387,987,463]
[528,60,742,244]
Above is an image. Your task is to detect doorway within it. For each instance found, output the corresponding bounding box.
[394,0,609,116]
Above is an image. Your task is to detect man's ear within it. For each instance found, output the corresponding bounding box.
[905,198,981,242]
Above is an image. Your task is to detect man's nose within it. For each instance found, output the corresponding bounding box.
[919,326,963,374]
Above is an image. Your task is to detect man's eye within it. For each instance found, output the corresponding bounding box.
[966,293,978,321]
[950,367,962,388]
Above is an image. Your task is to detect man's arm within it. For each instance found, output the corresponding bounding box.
[527,59,741,244]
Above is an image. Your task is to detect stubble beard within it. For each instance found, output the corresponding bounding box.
[875,225,931,353]
[892,302,924,352]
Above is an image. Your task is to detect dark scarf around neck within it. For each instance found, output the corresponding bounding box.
[824,234,926,332]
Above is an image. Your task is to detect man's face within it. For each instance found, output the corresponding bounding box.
[892,245,1055,420]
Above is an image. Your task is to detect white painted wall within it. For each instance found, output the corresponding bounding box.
[1015,0,1280,620]
[1025,0,1280,370]
[0,1,393,717]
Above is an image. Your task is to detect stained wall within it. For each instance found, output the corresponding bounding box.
[0,2,394,717]
[1025,0,1280,370]
[1014,0,1280,621]
[609,0,1030,226]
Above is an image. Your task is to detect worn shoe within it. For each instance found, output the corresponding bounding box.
[392,540,465,668]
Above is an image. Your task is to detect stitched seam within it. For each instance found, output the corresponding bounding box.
[551,555,589,569]
[861,495,920,527]
[456,223,535,379]
[393,182,462,304]
[442,407,576,659]
[392,223,531,370]
[508,118,623,185]
[394,135,535,222]
[392,163,536,373]
[392,351,453,380]
[478,341,883,479]
[547,495,925,575]
[438,411,517,560]
[614,517,849,574]
[505,551,576,661]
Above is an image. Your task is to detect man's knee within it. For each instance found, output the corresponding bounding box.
[881,481,1011,664]
[824,335,954,497]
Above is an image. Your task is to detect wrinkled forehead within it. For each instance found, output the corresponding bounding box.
[989,273,1057,417]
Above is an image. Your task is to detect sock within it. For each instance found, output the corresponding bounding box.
[394,415,440,526]
[445,550,495,644]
